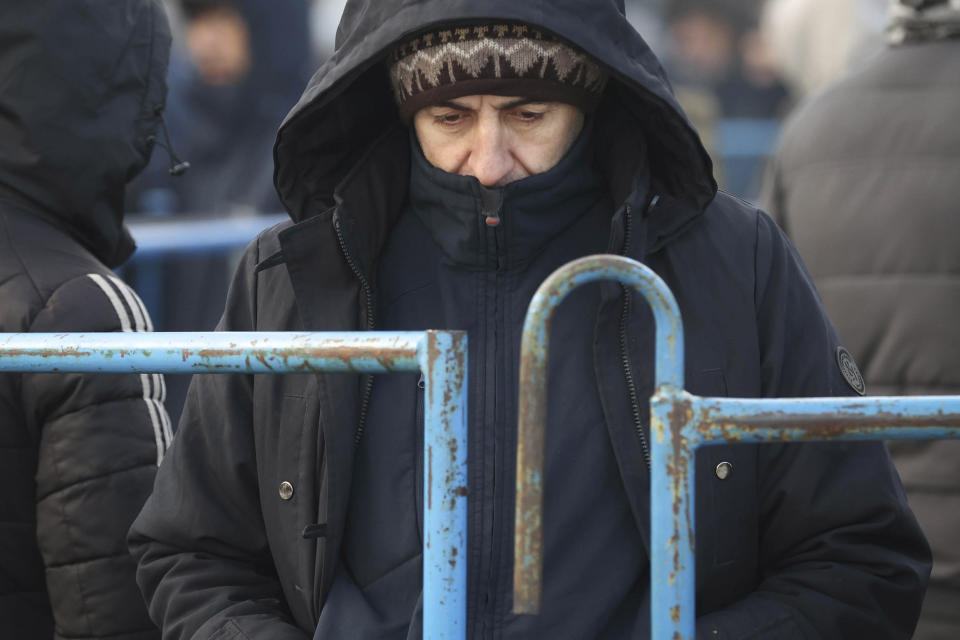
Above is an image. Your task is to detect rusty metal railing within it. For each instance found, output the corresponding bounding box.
[513,254,960,639]
[0,331,468,640]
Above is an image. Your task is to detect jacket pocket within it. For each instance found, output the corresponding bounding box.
[689,369,747,567]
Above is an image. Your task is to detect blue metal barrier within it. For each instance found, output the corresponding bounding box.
[513,254,960,639]
[0,331,468,640]
[121,214,289,326]
[8,255,960,638]
[126,213,289,258]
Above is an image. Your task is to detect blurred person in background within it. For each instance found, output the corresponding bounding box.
[762,1,960,637]
[125,0,312,422]
[0,0,172,637]
[132,0,312,217]
[762,0,888,99]
[663,0,791,199]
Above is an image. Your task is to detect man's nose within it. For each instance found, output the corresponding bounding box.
[465,121,513,187]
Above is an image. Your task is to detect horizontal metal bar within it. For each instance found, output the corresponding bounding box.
[1,328,470,637]
[0,332,423,374]
[696,394,960,445]
[650,385,960,640]
[715,118,781,158]
[126,213,288,258]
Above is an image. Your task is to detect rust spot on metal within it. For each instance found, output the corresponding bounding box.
[444,437,462,511]
[670,605,680,623]
[426,335,441,408]
[702,408,960,443]
[453,486,468,497]
[255,353,274,371]
[0,347,92,359]
[197,348,245,359]
[666,396,695,577]
[449,545,458,569]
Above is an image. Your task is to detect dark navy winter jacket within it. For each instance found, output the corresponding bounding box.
[130,1,931,638]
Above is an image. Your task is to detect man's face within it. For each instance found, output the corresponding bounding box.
[412,95,585,187]
[185,6,251,86]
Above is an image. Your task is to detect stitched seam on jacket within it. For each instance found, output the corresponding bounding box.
[43,550,134,571]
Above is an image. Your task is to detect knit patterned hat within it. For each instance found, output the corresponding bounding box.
[388,23,608,122]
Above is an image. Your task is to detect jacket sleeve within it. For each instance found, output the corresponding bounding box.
[695,212,931,639]
[128,238,309,640]
[23,273,168,640]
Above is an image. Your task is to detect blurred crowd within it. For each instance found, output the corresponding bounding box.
[126,0,895,217]
[129,0,892,217]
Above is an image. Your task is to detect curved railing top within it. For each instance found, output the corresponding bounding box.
[514,254,685,614]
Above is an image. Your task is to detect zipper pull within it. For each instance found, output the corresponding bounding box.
[478,185,504,228]
[417,372,425,389]
[646,194,661,216]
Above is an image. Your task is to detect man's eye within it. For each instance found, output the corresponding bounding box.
[434,113,465,126]
[514,110,545,122]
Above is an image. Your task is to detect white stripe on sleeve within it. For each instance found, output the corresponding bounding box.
[88,273,166,465]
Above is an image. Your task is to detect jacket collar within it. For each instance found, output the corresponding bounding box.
[306,116,690,289]
[407,123,609,270]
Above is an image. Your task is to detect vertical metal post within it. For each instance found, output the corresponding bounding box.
[649,388,697,640]
[420,330,469,640]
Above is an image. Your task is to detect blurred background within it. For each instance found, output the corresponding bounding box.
[124,0,890,420]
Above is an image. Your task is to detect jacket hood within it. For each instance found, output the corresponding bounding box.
[274,0,716,235]
[889,0,960,44]
[0,0,171,267]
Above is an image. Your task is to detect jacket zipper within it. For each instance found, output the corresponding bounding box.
[333,213,376,446]
[617,202,653,469]
[415,373,425,542]
[478,191,504,637]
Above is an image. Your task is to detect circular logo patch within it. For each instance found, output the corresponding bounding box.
[836,347,865,395]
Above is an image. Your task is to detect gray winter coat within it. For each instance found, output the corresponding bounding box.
[763,36,960,640]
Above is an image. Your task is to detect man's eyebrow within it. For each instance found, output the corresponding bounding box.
[429,98,548,111]
[494,98,545,110]
[431,100,473,111]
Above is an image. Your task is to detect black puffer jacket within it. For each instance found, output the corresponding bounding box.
[0,1,171,638]
[131,1,929,638]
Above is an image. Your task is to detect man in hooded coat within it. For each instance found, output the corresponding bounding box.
[130,1,931,638]
[0,0,173,638]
